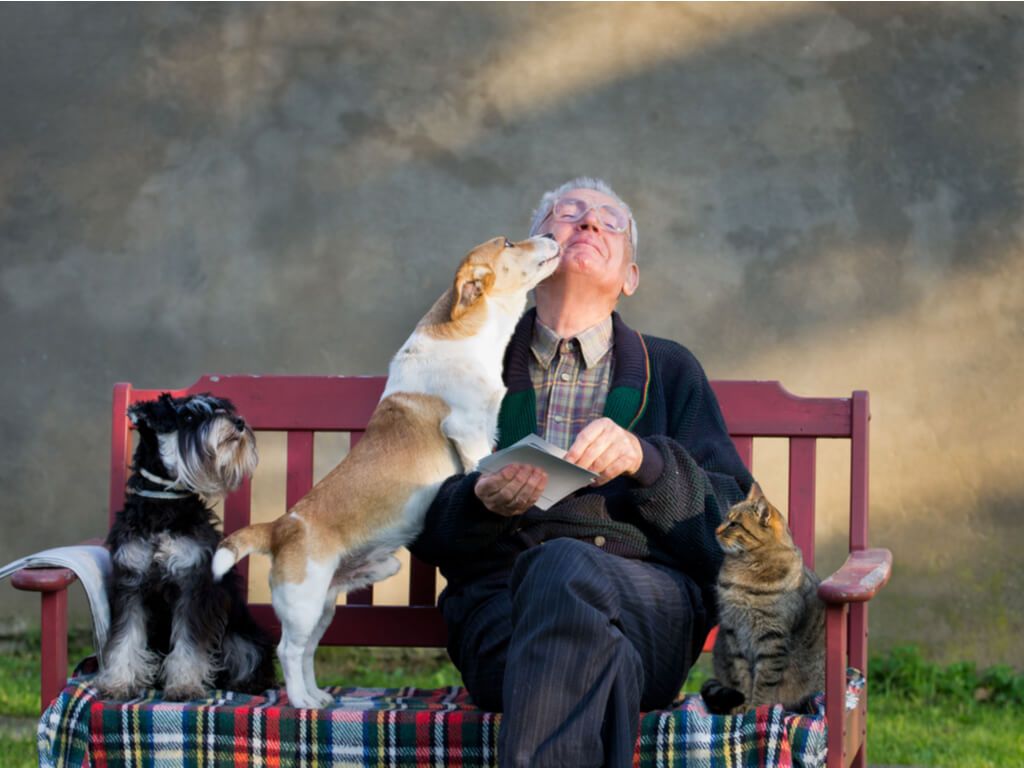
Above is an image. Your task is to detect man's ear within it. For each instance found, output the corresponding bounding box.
[621,262,639,297]
[451,263,494,320]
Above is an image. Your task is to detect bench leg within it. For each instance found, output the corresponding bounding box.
[825,604,848,768]
[40,589,70,713]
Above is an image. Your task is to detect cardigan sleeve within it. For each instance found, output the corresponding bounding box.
[625,345,753,585]
[408,472,518,566]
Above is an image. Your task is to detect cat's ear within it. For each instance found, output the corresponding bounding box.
[755,497,773,527]
[746,482,765,502]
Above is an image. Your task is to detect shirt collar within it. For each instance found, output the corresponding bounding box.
[530,315,614,370]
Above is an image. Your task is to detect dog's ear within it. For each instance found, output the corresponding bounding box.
[127,393,180,433]
[451,263,494,321]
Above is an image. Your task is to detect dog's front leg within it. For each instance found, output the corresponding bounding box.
[95,545,160,699]
[442,414,493,473]
[162,582,226,701]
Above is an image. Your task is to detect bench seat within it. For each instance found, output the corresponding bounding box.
[39,669,865,768]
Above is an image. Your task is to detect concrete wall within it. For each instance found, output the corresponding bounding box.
[1,3,1021,666]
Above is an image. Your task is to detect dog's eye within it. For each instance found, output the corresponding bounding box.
[503,238,514,249]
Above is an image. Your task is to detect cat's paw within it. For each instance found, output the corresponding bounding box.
[700,679,746,715]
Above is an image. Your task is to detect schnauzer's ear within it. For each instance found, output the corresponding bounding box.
[127,393,180,433]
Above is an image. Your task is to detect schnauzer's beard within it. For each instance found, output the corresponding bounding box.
[158,417,259,499]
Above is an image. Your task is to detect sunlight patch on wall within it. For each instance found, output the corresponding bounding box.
[724,250,1024,562]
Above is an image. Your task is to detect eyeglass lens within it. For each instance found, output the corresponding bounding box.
[552,198,629,233]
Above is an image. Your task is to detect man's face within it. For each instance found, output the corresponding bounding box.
[536,187,639,298]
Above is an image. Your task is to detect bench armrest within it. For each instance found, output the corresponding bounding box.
[818,548,892,604]
[10,566,79,592]
[3,541,111,712]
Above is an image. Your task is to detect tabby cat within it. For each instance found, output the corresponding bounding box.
[700,483,825,715]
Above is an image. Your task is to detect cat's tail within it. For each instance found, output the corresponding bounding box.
[212,523,274,581]
[700,679,746,715]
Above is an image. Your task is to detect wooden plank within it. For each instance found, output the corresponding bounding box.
[843,695,866,768]
[286,431,314,509]
[850,391,870,552]
[249,604,448,647]
[825,604,849,768]
[409,554,438,607]
[345,431,373,605]
[223,477,253,599]
[848,602,869,689]
[701,625,718,654]
[109,382,133,527]
[789,438,816,570]
[126,375,386,431]
[712,380,853,437]
[731,436,753,471]
[818,549,892,604]
[40,590,69,714]
[123,377,855,438]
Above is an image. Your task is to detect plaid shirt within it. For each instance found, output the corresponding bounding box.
[529,316,614,451]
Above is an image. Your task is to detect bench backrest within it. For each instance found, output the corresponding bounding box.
[110,376,870,647]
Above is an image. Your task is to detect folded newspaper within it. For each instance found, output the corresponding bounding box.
[0,545,111,666]
[476,433,598,510]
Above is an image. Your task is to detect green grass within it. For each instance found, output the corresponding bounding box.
[3,636,1021,767]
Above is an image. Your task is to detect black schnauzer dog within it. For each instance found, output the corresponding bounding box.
[94,393,276,700]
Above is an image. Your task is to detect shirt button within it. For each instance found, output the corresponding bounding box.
[594,536,607,547]
[553,415,564,423]
[560,373,571,382]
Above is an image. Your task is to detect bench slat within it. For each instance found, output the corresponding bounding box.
[249,604,448,647]
[286,431,315,508]
[789,438,817,570]
[731,436,753,471]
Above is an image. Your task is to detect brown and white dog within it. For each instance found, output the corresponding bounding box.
[212,234,560,707]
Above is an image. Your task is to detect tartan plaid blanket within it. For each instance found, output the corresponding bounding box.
[39,669,864,768]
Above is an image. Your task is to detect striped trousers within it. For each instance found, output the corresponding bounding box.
[439,538,708,768]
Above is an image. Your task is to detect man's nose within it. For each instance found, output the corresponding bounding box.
[578,207,602,230]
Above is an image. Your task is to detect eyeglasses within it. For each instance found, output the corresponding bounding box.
[548,197,631,234]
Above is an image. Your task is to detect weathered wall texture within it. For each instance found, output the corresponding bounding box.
[1,3,1021,665]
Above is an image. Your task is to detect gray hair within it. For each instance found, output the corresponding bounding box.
[527,176,639,260]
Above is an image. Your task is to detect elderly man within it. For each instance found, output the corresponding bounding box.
[411,177,752,767]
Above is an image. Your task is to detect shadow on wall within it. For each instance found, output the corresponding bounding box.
[1,4,1022,665]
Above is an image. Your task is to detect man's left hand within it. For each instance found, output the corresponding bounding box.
[565,417,643,486]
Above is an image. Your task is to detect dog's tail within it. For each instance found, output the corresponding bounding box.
[212,523,273,581]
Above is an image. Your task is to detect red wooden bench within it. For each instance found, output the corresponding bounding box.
[13,375,891,768]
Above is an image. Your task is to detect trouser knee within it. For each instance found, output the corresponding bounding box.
[510,538,617,619]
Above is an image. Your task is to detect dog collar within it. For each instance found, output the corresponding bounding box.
[129,468,192,499]
[127,487,193,500]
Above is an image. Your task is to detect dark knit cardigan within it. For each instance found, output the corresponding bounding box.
[410,309,754,607]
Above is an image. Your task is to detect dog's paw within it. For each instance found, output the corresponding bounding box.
[286,688,333,709]
[93,676,143,700]
[163,684,207,702]
[309,687,334,708]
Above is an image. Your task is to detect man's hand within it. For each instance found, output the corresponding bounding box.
[565,417,643,486]
[474,463,548,517]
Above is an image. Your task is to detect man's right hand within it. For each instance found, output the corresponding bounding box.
[474,464,548,517]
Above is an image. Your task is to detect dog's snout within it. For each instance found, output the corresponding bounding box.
[541,233,556,241]
[232,417,246,431]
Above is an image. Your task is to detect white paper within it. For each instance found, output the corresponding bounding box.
[476,434,598,510]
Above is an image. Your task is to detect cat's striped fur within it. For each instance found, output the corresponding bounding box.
[701,483,825,714]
